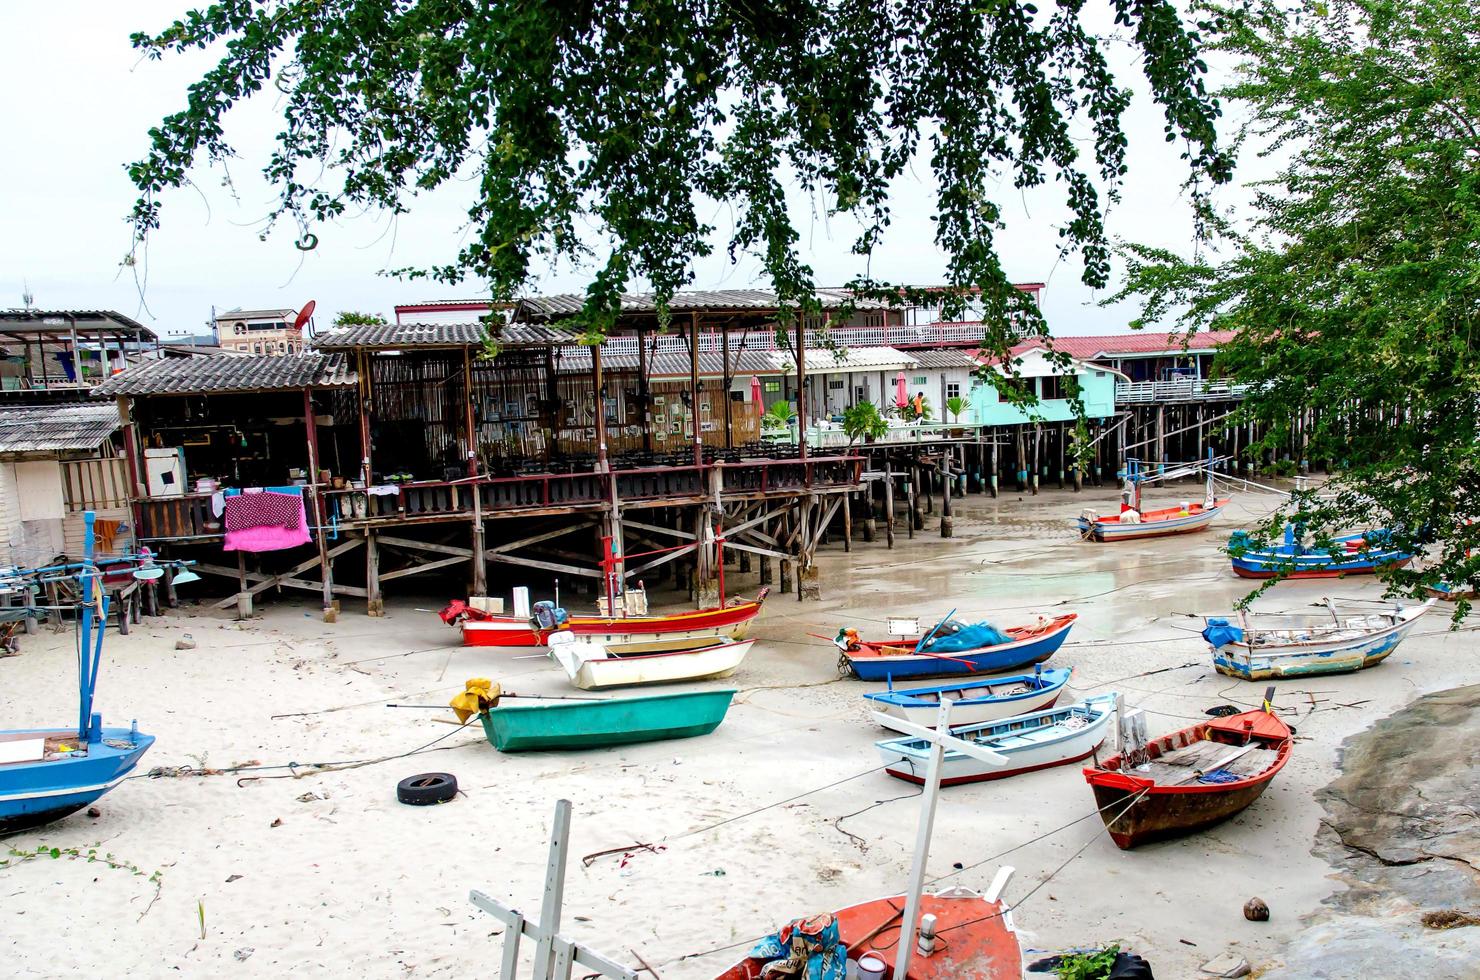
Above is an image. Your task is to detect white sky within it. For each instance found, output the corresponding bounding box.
[0,2,1243,341]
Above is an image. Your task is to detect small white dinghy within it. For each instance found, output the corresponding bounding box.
[875,693,1118,786]
[863,666,1072,734]
[547,631,754,690]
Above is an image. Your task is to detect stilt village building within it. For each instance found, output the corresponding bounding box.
[0,295,1266,620]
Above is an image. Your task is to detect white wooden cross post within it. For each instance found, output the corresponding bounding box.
[470,799,640,980]
[869,697,1013,980]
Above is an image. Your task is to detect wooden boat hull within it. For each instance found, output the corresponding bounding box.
[0,727,155,835]
[863,667,1072,733]
[479,689,735,752]
[1086,774,1278,849]
[461,596,766,648]
[1210,602,1431,680]
[1077,500,1228,542]
[843,615,1075,681]
[552,637,754,690]
[1427,584,1479,601]
[1230,553,1412,579]
[714,891,1022,979]
[876,695,1115,786]
[1084,709,1292,849]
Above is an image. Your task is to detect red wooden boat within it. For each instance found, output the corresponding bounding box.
[1083,701,1292,849]
[440,589,768,648]
[714,888,1022,979]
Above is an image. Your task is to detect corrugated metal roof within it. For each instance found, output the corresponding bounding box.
[0,309,156,339]
[314,321,582,349]
[901,348,981,369]
[516,288,892,320]
[0,403,120,453]
[551,348,778,378]
[94,353,355,396]
[780,346,914,371]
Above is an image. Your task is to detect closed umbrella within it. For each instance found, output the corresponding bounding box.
[750,375,763,413]
[894,371,908,409]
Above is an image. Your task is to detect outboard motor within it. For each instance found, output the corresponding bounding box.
[532,600,558,631]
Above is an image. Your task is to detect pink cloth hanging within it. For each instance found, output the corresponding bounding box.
[223,491,311,552]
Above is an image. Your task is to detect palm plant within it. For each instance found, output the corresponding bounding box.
[842,401,888,446]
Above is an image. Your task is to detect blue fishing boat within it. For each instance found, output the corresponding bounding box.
[1229,525,1413,579]
[0,513,154,834]
[835,613,1076,681]
[863,666,1073,734]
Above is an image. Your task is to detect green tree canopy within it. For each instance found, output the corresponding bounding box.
[129,0,1229,352]
[1111,0,1480,600]
[331,310,388,327]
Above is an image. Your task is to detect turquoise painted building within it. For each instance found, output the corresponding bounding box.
[966,347,1122,426]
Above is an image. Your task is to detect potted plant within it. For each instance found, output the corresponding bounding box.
[842,401,888,447]
[946,394,970,436]
[760,399,797,439]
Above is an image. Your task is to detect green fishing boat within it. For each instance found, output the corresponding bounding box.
[479,689,737,752]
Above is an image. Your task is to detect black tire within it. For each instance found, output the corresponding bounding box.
[396,772,457,806]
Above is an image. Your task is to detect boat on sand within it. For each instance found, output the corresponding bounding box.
[1203,599,1433,680]
[1083,694,1293,849]
[836,613,1075,681]
[546,632,753,690]
[863,666,1073,733]
[476,688,736,752]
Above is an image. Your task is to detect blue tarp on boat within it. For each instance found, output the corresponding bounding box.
[921,620,1013,652]
[1202,617,1244,648]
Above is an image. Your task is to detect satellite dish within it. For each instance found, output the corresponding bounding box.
[293,300,317,334]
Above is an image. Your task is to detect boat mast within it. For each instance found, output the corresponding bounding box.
[76,510,106,743]
[877,698,1010,980]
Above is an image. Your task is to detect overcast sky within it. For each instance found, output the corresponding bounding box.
[0,2,1244,341]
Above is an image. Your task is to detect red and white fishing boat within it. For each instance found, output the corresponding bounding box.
[1083,693,1293,849]
[441,588,768,648]
[1077,453,1230,542]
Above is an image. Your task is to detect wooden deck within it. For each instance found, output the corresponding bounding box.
[133,456,862,542]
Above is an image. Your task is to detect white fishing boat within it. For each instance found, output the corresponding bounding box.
[546,632,754,690]
[875,693,1118,786]
[1203,598,1434,680]
[862,666,1072,734]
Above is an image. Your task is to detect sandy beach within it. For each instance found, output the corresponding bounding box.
[4,486,1475,978]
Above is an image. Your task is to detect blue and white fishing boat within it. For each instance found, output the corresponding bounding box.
[1229,525,1414,579]
[863,666,1073,734]
[875,694,1118,786]
[0,513,154,834]
[1203,599,1434,680]
[835,612,1076,681]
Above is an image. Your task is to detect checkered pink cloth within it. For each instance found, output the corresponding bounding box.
[223,491,311,553]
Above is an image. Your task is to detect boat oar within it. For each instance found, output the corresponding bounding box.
[386,692,605,709]
[914,608,956,653]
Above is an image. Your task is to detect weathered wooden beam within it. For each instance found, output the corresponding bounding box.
[619,518,696,542]
[380,554,470,582]
[486,553,602,578]
[374,534,474,558]
[486,520,599,555]
[718,539,793,563]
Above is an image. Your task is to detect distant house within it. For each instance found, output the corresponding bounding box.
[214,308,306,355]
[0,403,130,565]
[968,344,1124,426]
[1013,331,1237,383]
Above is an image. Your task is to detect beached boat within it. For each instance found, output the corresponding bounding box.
[442,589,768,648]
[1228,526,1413,579]
[876,694,1117,786]
[1203,599,1434,680]
[1083,698,1293,849]
[1427,582,1479,601]
[837,613,1076,681]
[546,632,753,690]
[863,666,1072,733]
[478,689,736,751]
[714,887,1023,979]
[1078,454,1229,542]
[0,513,154,834]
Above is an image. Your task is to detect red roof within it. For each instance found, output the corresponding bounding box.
[1010,330,1236,359]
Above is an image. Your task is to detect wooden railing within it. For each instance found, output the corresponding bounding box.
[131,456,864,539]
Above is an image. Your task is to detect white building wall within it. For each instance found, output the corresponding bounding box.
[0,461,19,567]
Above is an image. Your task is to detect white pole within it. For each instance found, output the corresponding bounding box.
[532,799,572,980]
[893,697,951,980]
